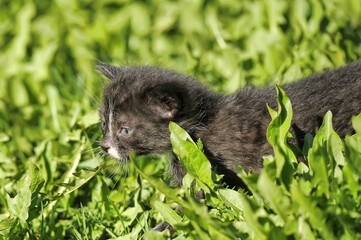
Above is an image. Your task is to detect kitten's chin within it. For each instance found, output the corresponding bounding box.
[108,147,129,162]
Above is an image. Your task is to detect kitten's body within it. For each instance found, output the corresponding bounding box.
[98,62,361,188]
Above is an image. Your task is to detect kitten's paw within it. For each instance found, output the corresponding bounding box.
[153,221,175,236]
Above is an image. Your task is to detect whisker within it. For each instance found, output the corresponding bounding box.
[77,81,101,107]
[107,164,117,179]
[81,147,101,155]
[77,74,102,105]
[79,82,100,106]
[111,160,122,179]
[80,152,105,171]
[107,163,120,179]
[121,160,129,186]
[111,176,120,191]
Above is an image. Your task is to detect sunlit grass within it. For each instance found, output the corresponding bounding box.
[0,0,361,239]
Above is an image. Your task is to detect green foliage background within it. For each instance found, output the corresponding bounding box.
[0,0,361,239]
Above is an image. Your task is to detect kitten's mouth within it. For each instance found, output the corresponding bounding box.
[104,147,129,163]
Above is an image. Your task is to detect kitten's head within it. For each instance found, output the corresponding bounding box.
[96,63,204,162]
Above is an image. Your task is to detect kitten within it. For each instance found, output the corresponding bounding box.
[97,62,361,189]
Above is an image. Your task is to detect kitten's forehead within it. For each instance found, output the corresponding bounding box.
[101,82,131,120]
[100,65,193,122]
[103,81,127,104]
[100,96,134,122]
[103,65,179,92]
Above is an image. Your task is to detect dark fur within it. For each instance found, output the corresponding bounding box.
[97,62,361,188]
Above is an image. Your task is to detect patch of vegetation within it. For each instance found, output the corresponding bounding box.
[0,0,360,239]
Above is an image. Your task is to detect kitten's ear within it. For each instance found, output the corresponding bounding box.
[95,62,119,80]
[145,84,184,119]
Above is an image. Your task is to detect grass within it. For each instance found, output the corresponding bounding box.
[0,0,361,239]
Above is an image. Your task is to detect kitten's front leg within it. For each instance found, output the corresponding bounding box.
[153,158,205,237]
[169,157,187,187]
[152,158,184,237]
[152,221,175,237]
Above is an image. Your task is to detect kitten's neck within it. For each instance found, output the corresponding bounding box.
[177,90,223,135]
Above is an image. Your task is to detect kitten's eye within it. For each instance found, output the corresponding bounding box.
[101,121,106,131]
[120,126,133,137]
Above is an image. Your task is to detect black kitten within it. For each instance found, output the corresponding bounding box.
[97,62,361,188]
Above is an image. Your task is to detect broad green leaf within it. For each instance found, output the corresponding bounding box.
[0,133,9,142]
[344,135,361,177]
[237,165,261,199]
[1,0,361,238]
[342,165,360,198]
[62,166,103,196]
[352,113,361,133]
[132,153,186,207]
[3,1,35,78]
[47,85,62,133]
[78,110,100,128]
[10,79,29,107]
[234,193,267,239]
[291,180,336,240]
[110,211,148,240]
[0,153,17,178]
[196,138,204,151]
[344,113,361,177]
[119,189,143,230]
[28,42,57,81]
[63,129,82,142]
[6,188,31,224]
[257,171,290,224]
[169,122,196,145]
[153,200,182,226]
[308,111,336,198]
[129,3,150,36]
[6,162,44,224]
[268,228,287,240]
[142,230,170,240]
[169,122,214,189]
[0,217,18,236]
[267,104,278,120]
[72,227,83,240]
[28,162,45,196]
[296,218,316,240]
[218,189,244,219]
[302,133,314,158]
[182,173,195,191]
[329,134,345,180]
[181,198,236,240]
[266,86,296,186]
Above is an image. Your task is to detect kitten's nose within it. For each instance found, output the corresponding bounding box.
[100,141,110,153]
[101,145,110,152]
